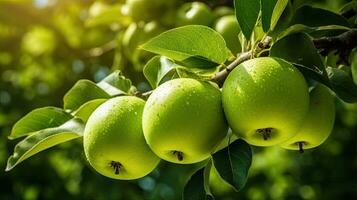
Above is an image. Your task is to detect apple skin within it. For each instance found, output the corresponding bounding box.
[143,78,228,164]
[213,6,235,18]
[280,84,335,150]
[83,96,160,180]
[122,21,165,58]
[175,2,215,27]
[222,57,310,146]
[125,0,174,22]
[214,15,241,55]
[122,21,166,70]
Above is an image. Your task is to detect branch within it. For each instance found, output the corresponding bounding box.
[211,36,272,86]
[313,29,357,64]
[138,36,272,97]
[211,52,251,86]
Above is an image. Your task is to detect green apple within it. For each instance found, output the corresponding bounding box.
[125,0,174,22]
[214,15,241,55]
[123,21,166,56]
[280,84,335,152]
[143,78,228,164]
[213,6,235,18]
[209,163,233,195]
[222,57,310,146]
[159,5,179,27]
[89,2,109,17]
[83,96,160,180]
[122,21,165,70]
[175,2,215,27]
[81,29,111,49]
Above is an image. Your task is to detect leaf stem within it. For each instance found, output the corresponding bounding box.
[211,52,251,86]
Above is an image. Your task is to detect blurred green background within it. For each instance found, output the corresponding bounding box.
[1,0,357,199]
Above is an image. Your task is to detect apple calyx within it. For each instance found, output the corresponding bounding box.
[297,142,305,154]
[256,128,273,140]
[110,161,122,175]
[172,151,184,161]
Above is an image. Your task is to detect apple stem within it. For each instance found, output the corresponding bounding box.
[110,161,122,175]
[262,133,269,140]
[257,128,273,140]
[173,151,183,161]
[298,142,304,154]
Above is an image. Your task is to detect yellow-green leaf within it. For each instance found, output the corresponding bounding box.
[6,118,84,171]
[141,25,230,69]
[9,107,72,140]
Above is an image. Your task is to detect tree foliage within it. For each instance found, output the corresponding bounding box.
[1,0,357,199]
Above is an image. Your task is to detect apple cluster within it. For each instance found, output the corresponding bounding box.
[119,0,242,70]
[83,57,336,180]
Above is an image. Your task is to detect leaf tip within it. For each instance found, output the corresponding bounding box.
[5,160,14,172]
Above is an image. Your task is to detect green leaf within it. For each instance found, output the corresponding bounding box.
[327,67,357,103]
[97,70,133,96]
[269,1,294,39]
[234,0,260,39]
[175,67,201,80]
[175,66,219,80]
[203,162,214,198]
[182,164,214,200]
[141,25,230,69]
[293,64,331,87]
[290,5,350,28]
[277,24,350,40]
[212,139,252,192]
[143,57,160,88]
[270,0,289,31]
[144,56,219,88]
[72,99,107,123]
[6,118,84,171]
[63,80,110,111]
[143,56,178,88]
[261,0,277,32]
[8,107,73,140]
[261,0,289,32]
[340,1,357,15]
[270,32,327,77]
[351,48,357,85]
